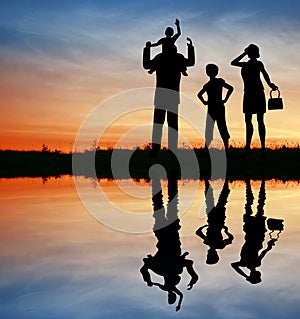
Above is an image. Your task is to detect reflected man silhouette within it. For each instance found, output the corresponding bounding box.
[231,44,278,155]
[231,179,280,284]
[140,173,198,311]
[196,179,233,264]
[143,30,195,157]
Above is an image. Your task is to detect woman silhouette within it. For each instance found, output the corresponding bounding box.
[231,44,278,155]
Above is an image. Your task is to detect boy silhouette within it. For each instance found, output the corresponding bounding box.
[197,64,233,151]
[148,19,188,76]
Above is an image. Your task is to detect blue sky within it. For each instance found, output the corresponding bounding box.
[1,0,299,62]
[0,0,300,150]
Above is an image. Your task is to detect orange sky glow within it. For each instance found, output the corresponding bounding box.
[1,2,300,152]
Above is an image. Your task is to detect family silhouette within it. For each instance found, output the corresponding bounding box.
[143,19,280,156]
[140,19,284,311]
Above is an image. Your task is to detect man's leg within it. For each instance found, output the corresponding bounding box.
[152,107,166,154]
[167,105,179,152]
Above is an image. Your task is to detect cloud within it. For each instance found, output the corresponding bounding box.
[1,2,300,150]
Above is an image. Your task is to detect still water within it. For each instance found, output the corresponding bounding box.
[0,176,299,318]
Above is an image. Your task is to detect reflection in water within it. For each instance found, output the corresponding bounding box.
[196,179,233,264]
[0,177,297,318]
[231,178,284,284]
[140,174,199,311]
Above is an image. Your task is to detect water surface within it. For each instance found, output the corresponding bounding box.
[0,176,299,318]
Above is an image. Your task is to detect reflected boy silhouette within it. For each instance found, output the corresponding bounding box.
[231,44,278,156]
[197,64,233,151]
[196,179,233,264]
[140,173,198,311]
[231,179,282,284]
[148,19,188,76]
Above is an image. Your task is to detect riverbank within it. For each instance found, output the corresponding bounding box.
[0,148,299,180]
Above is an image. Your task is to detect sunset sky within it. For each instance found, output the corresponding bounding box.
[1,0,300,151]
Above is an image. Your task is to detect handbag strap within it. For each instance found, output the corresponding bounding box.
[270,89,280,99]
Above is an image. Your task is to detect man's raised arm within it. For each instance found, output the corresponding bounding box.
[143,41,153,70]
[185,37,195,67]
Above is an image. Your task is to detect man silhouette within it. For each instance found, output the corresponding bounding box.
[143,36,195,157]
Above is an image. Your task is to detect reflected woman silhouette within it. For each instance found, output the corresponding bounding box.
[140,173,198,311]
[196,179,233,264]
[231,178,281,284]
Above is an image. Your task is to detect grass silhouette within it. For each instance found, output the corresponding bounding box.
[0,147,299,180]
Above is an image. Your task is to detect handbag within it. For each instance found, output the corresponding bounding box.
[268,89,283,110]
[267,218,284,240]
[267,218,284,232]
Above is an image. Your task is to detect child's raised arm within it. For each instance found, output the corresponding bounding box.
[173,18,181,42]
